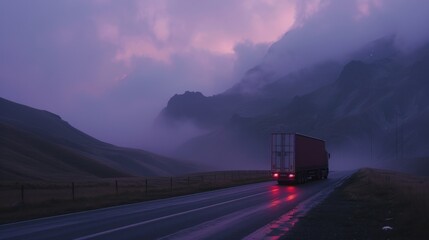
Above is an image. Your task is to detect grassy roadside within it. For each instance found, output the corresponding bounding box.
[344,168,429,239]
[0,170,271,224]
[284,168,429,239]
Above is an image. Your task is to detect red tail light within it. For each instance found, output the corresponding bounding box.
[273,173,279,178]
[288,174,295,178]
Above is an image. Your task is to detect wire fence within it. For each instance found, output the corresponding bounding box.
[0,170,271,208]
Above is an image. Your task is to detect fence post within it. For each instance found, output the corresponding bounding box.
[145,179,148,194]
[21,185,24,204]
[170,177,173,193]
[115,180,118,194]
[187,176,190,185]
[72,182,75,200]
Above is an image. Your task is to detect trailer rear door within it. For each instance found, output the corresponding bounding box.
[271,133,295,172]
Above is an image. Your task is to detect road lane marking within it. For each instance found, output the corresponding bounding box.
[159,191,287,239]
[74,190,271,240]
[244,175,351,239]
[0,182,272,230]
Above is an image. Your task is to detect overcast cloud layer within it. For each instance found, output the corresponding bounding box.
[1,0,429,150]
[261,0,429,77]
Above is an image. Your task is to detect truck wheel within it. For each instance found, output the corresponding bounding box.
[322,171,328,179]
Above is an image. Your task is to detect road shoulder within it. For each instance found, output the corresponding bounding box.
[282,168,429,239]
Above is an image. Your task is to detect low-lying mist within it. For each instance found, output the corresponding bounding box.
[140,119,209,158]
[139,0,429,173]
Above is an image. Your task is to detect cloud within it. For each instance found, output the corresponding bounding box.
[262,0,429,76]
[233,41,270,80]
[0,0,295,150]
[1,0,428,152]
[93,0,297,66]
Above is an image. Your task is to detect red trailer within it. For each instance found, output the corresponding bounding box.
[271,133,329,184]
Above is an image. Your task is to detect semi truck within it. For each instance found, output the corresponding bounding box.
[271,133,329,185]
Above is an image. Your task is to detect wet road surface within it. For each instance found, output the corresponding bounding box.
[0,171,351,240]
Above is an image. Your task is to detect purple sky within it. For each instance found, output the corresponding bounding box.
[1,0,429,151]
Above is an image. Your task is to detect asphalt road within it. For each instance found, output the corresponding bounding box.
[0,171,351,240]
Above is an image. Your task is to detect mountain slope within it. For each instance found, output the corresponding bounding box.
[159,36,396,130]
[1,122,129,180]
[159,61,342,130]
[0,98,200,180]
[173,43,429,172]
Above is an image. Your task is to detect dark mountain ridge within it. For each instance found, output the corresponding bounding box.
[0,98,201,180]
[167,41,429,173]
[1,122,128,180]
[159,61,342,130]
[158,91,247,129]
[160,36,403,129]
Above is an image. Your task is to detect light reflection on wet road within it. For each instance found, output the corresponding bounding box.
[0,171,351,240]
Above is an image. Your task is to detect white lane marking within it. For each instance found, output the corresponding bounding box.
[74,190,271,240]
[1,181,272,229]
[244,176,350,240]
[0,182,272,239]
[160,192,285,239]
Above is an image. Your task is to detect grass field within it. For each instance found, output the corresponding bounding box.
[283,168,429,239]
[343,168,429,239]
[0,170,271,224]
